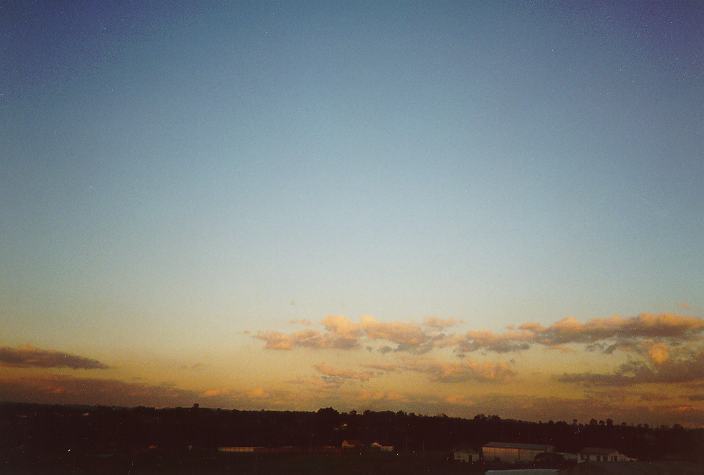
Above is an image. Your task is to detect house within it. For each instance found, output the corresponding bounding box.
[453,448,480,463]
[557,452,578,462]
[341,439,364,449]
[579,447,636,463]
[482,442,555,464]
[370,442,394,452]
[486,471,559,474]
[217,446,260,453]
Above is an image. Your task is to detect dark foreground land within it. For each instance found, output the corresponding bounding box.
[3,450,486,475]
[3,451,703,475]
[2,402,703,473]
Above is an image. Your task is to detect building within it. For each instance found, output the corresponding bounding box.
[370,442,394,452]
[482,442,555,464]
[341,439,364,449]
[453,448,480,463]
[579,447,636,463]
[557,452,578,462]
[486,470,559,475]
[217,446,259,453]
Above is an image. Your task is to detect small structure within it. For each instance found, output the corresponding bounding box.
[217,446,259,453]
[341,439,364,449]
[453,448,480,463]
[370,441,394,452]
[557,452,578,462]
[579,447,635,463]
[319,445,341,454]
[485,470,559,474]
[482,442,555,464]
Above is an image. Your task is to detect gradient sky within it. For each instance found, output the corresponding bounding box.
[2,1,704,426]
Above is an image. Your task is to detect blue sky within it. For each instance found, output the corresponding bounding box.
[1,1,703,421]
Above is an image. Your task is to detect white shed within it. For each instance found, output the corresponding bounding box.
[453,448,480,462]
[482,442,554,464]
[579,447,636,462]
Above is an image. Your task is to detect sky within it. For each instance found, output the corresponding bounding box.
[1,0,704,426]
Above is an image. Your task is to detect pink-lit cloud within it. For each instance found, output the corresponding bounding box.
[255,328,358,350]
[452,329,532,353]
[558,349,704,387]
[364,358,515,383]
[453,313,704,354]
[255,315,447,353]
[255,313,704,355]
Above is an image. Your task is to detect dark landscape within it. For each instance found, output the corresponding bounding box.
[2,402,703,474]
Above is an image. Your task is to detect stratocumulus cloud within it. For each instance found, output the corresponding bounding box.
[558,350,704,386]
[364,358,515,383]
[0,345,108,370]
[453,329,533,353]
[454,313,704,354]
[255,313,704,355]
[529,313,704,345]
[255,315,448,353]
[254,328,359,350]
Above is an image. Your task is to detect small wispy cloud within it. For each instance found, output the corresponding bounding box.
[423,316,462,330]
[179,362,205,371]
[289,319,312,326]
[314,363,377,384]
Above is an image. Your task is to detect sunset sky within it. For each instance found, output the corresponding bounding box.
[2,1,704,426]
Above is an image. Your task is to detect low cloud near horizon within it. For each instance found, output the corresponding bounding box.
[2,313,702,427]
[250,312,704,425]
[0,345,108,370]
[559,349,704,387]
[254,313,704,356]
[2,374,702,427]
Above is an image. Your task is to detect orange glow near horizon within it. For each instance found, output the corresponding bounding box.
[2,312,703,427]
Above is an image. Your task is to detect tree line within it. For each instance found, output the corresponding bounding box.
[1,402,702,462]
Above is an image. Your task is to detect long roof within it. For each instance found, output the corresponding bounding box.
[580,447,619,454]
[483,442,554,451]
